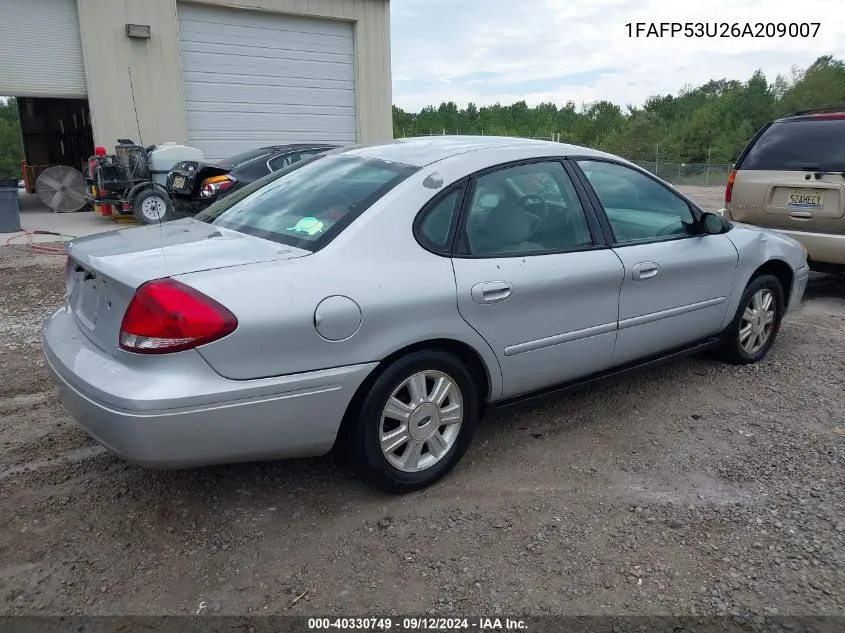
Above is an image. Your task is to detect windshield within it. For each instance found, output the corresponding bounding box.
[194,154,418,251]
[213,148,273,169]
[739,119,845,171]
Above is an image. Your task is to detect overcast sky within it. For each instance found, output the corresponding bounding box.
[390,0,845,112]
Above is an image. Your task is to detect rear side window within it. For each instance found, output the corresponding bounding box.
[214,149,272,169]
[195,155,418,251]
[417,187,464,253]
[740,119,845,171]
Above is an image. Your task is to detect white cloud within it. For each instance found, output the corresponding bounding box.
[391,0,845,112]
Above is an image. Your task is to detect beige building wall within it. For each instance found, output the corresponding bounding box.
[76,0,392,149]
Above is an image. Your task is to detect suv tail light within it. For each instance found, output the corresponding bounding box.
[725,169,737,206]
[119,279,237,354]
[200,174,237,198]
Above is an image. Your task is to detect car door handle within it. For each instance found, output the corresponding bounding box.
[632,262,659,281]
[471,281,513,304]
[789,211,814,220]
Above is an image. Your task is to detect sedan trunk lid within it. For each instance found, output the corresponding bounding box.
[66,218,309,354]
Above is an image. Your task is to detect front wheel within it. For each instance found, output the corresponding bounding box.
[133,188,176,225]
[718,274,785,365]
[351,350,480,492]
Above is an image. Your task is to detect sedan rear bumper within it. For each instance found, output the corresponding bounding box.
[42,307,376,469]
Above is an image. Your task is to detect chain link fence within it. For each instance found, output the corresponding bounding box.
[630,161,733,187]
[402,131,732,188]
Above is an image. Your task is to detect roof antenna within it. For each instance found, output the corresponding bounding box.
[127,66,143,146]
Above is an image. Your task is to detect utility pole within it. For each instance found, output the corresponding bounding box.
[655,144,659,175]
[706,147,712,186]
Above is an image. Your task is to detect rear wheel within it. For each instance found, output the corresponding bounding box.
[718,274,784,365]
[133,188,176,225]
[351,350,480,492]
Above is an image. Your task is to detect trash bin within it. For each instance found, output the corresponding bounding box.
[0,178,22,233]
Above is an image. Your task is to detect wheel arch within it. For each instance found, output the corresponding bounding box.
[128,181,169,204]
[749,258,794,306]
[333,338,496,452]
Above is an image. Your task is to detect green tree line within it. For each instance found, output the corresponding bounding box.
[393,55,845,165]
[0,98,21,179]
[2,55,844,177]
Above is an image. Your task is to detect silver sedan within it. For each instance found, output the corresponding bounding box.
[43,137,809,491]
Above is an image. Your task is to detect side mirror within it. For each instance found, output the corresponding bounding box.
[700,211,728,235]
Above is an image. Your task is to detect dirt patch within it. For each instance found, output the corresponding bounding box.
[676,185,726,212]
[0,204,842,618]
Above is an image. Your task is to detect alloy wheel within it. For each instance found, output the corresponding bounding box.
[379,370,464,473]
[739,288,776,354]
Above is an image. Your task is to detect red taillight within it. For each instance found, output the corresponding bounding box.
[200,175,236,198]
[119,279,237,354]
[725,169,737,206]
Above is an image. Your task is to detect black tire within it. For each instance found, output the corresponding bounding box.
[718,274,785,365]
[132,188,177,225]
[350,350,480,493]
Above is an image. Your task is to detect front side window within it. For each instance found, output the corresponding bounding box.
[463,162,593,256]
[195,155,418,251]
[577,160,695,243]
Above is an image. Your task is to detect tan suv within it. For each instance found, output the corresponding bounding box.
[720,107,845,273]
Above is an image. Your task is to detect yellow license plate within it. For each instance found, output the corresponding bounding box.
[173,176,186,189]
[787,189,823,208]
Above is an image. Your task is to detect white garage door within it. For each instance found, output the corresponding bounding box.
[0,0,86,97]
[177,3,357,162]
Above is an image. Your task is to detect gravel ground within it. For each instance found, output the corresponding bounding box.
[677,185,726,212]
[0,190,842,619]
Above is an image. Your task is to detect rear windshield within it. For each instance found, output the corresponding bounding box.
[194,154,417,251]
[214,148,272,168]
[739,119,845,171]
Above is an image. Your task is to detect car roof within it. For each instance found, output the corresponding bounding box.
[258,143,338,153]
[334,136,615,167]
[773,107,845,124]
[227,144,338,170]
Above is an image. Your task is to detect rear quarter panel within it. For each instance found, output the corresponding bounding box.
[175,155,539,401]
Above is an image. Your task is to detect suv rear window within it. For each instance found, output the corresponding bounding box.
[194,155,418,251]
[739,118,845,171]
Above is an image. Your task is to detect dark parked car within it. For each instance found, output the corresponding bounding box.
[166,144,337,215]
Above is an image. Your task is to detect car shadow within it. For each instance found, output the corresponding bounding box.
[803,272,845,301]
